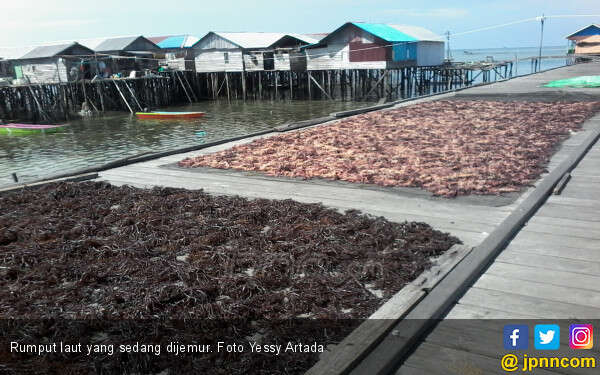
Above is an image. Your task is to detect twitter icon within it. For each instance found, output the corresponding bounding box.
[535,324,560,350]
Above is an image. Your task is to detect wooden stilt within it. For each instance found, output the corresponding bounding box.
[308,73,332,100]
[112,79,133,114]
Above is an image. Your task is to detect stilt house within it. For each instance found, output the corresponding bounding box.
[269,34,323,71]
[566,24,600,55]
[0,42,95,84]
[192,32,285,73]
[80,36,160,76]
[303,22,444,70]
[566,24,600,43]
[150,35,200,71]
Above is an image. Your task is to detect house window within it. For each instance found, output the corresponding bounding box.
[224,52,229,64]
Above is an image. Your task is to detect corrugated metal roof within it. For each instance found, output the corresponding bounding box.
[565,24,600,39]
[79,36,148,52]
[305,33,329,41]
[269,34,321,48]
[0,46,36,60]
[157,35,200,49]
[351,23,417,42]
[20,42,89,59]
[389,25,443,42]
[287,34,321,45]
[213,32,286,49]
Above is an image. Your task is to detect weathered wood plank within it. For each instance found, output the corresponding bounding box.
[459,287,600,318]
[560,186,600,200]
[473,274,600,310]
[486,261,600,291]
[496,250,600,276]
[509,231,600,250]
[98,170,509,228]
[446,303,538,319]
[504,243,600,262]
[521,220,600,240]
[545,195,600,209]
[526,214,600,229]
[536,205,600,222]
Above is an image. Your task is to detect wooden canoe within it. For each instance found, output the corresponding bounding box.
[0,124,67,134]
[136,111,205,119]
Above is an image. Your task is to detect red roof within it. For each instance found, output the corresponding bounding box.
[147,36,170,44]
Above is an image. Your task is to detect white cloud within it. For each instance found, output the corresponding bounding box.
[382,8,469,18]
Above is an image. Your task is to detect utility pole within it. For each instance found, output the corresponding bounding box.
[445,31,452,61]
[537,14,546,72]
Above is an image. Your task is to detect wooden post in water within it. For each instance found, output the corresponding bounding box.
[308,72,332,100]
[241,72,246,100]
[124,81,143,111]
[28,86,49,121]
[289,71,293,99]
[176,72,192,103]
[96,83,105,112]
[112,79,133,114]
[225,72,230,102]
[307,71,312,100]
[258,71,262,99]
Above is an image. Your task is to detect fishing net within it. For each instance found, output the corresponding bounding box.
[544,76,600,88]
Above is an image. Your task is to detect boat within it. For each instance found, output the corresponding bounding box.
[0,124,67,134]
[135,111,205,119]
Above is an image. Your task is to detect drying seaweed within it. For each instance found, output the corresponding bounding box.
[0,182,459,374]
[179,100,600,197]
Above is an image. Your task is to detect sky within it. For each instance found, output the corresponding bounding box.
[0,0,598,49]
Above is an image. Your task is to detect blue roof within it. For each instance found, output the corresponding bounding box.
[352,23,417,42]
[158,36,186,49]
[566,24,600,39]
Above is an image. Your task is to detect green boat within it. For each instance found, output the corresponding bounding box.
[0,124,67,134]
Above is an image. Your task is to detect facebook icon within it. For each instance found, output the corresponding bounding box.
[503,325,529,350]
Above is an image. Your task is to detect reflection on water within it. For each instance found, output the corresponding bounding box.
[0,100,372,186]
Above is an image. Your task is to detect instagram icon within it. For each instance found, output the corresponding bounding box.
[570,324,593,349]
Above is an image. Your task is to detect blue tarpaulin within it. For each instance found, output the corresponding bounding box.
[157,36,186,49]
[351,23,417,43]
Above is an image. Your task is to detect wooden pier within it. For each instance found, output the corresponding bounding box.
[0,72,196,122]
[195,65,502,102]
[0,61,518,122]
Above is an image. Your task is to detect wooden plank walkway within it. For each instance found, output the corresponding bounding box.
[97,96,523,249]
[96,93,598,252]
[396,134,600,374]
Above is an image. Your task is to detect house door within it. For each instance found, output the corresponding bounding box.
[263,52,275,70]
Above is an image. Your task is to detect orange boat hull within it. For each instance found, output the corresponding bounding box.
[136,112,205,119]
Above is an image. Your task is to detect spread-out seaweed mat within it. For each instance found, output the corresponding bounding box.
[0,182,460,374]
[179,100,600,197]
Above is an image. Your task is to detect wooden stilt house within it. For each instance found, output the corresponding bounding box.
[149,35,200,71]
[269,34,323,71]
[303,22,444,70]
[0,42,95,84]
[192,32,285,73]
[80,36,160,76]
